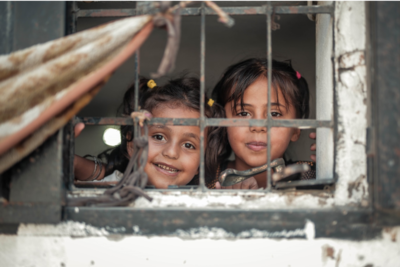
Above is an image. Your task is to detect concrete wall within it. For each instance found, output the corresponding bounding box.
[0,2,396,267]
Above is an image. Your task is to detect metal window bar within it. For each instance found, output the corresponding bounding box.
[266,2,272,191]
[76,5,334,18]
[69,2,336,191]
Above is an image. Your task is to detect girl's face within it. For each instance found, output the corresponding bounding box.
[224,76,300,171]
[144,104,202,189]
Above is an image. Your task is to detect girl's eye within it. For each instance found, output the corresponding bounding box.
[271,112,282,117]
[237,111,250,117]
[183,143,195,150]
[152,134,165,141]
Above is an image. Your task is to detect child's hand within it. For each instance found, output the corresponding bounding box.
[309,132,316,162]
[215,177,259,190]
[74,122,85,138]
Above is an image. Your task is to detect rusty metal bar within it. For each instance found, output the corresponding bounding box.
[77,0,316,3]
[207,119,332,128]
[0,2,14,54]
[275,178,335,189]
[76,5,333,18]
[76,117,332,128]
[266,3,272,191]
[133,52,139,139]
[71,2,78,34]
[77,9,136,18]
[77,0,316,7]
[77,0,136,1]
[199,3,206,191]
[274,5,333,14]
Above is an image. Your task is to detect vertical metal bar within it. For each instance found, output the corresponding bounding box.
[133,3,141,172]
[1,1,14,54]
[67,121,75,189]
[70,2,78,35]
[266,2,272,191]
[134,52,140,139]
[199,3,206,190]
[67,1,78,189]
[316,1,334,180]
[331,2,337,181]
[67,1,77,188]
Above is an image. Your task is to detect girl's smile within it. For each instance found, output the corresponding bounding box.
[153,162,180,175]
[224,76,300,188]
[144,104,202,189]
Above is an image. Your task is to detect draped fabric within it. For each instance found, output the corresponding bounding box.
[0,15,153,173]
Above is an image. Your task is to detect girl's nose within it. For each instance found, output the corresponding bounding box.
[250,125,267,133]
[249,113,267,132]
[162,143,179,160]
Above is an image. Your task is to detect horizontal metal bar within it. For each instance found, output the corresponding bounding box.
[77,117,132,125]
[64,207,386,239]
[181,6,266,16]
[77,0,316,4]
[206,119,332,129]
[0,204,61,224]
[274,5,334,14]
[76,117,200,126]
[77,8,136,17]
[77,0,136,3]
[76,5,333,18]
[275,178,336,189]
[77,117,332,128]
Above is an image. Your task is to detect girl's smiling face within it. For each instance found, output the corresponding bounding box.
[224,76,300,181]
[144,104,202,189]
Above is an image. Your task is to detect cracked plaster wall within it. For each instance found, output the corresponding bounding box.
[333,1,368,205]
[0,3,389,267]
[0,221,399,267]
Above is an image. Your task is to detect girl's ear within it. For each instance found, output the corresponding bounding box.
[290,128,301,142]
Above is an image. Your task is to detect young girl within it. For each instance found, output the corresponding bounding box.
[212,58,314,189]
[74,77,226,189]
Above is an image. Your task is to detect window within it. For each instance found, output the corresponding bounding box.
[70,2,336,192]
[1,1,399,239]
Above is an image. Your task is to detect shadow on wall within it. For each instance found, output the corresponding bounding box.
[75,2,316,162]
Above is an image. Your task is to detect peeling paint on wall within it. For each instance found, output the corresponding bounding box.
[334,1,368,206]
[1,224,400,267]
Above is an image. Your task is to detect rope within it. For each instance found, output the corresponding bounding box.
[69,111,152,207]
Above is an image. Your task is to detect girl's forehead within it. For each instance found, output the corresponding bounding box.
[234,77,283,103]
[151,103,200,118]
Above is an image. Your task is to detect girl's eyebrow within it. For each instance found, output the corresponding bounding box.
[150,124,171,132]
[234,103,253,108]
[183,132,200,142]
[234,102,286,108]
[268,102,286,108]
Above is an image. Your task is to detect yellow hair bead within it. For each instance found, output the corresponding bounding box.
[208,98,214,107]
[147,79,157,89]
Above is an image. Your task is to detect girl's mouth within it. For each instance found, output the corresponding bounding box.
[153,163,180,176]
[246,142,267,151]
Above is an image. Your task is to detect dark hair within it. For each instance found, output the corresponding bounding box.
[100,77,227,185]
[212,58,310,119]
[211,58,310,164]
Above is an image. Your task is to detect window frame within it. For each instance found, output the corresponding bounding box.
[1,1,400,239]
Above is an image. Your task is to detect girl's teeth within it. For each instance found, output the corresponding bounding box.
[156,164,178,172]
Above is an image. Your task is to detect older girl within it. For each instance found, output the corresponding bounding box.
[212,58,315,188]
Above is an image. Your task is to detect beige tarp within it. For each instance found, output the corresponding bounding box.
[0,15,153,173]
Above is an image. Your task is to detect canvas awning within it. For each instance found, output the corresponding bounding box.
[0,15,153,173]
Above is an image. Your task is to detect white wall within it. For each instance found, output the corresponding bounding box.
[0,3,394,267]
[1,221,400,267]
